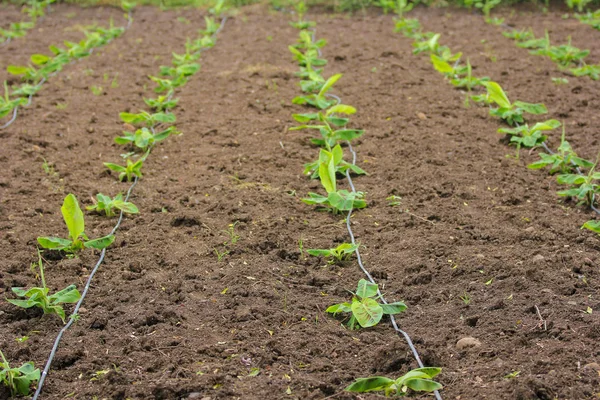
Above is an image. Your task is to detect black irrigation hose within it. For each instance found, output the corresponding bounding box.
[32,177,138,400]
[30,16,226,398]
[323,92,443,399]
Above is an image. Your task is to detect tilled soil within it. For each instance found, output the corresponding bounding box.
[0,3,599,400]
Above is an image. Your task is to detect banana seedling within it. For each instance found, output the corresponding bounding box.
[149,74,188,93]
[104,155,145,182]
[7,250,81,323]
[326,279,406,330]
[302,146,366,213]
[346,368,442,396]
[144,92,179,111]
[0,82,27,120]
[119,111,176,127]
[528,127,594,173]
[570,64,600,80]
[482,81,547,125]
[291,103,365,150]
[115,126,180,151]
[394,18,424,39]
[307,242,359,264]
[556,155,600,206]
[413,33,462,62]
[37,194,115,253]
[292,73,341,110]
[86,193,139,217]
[0,350,40,396]
[498,119,560,157]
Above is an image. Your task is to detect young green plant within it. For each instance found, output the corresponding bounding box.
[37,193,115,253]
[326,279,406,330]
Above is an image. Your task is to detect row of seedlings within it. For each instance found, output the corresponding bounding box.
[287,8,444,398]
[501,26,599,80]
[0,2,134,129]
[0,0,55,45]
[576,9,600,31]
[392,6,600,235]
[0,4,227,398]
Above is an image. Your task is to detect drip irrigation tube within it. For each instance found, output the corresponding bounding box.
[0,14,133,131]
[31,178,138,400]
[324,89,443,399]
[29,16,226,398]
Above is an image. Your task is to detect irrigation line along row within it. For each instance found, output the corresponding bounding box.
[398,14,600,227]
[0,10,133,130]
[29,15,226,399]
[32,177,138,400]
[295,24,442,399]
[326,92,443,400]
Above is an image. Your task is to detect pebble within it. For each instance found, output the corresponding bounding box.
[583,362,600,372]
[532,254,545,264]
[456,337,482,350]
[417,112,427,120]
[525,226,535,232]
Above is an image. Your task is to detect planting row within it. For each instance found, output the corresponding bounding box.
[1,5,132,129]
[0,2,228,397]
[391,0,600,237]
[284,4,444,397]
[1,0,54,45]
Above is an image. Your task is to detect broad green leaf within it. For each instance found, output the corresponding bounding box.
[318,153,336,194]
[356,279,378,299]
[104,162,126,172]
[115,201,139,214]
[50,285,81,304]
[583,220,600,233]
[37,236,72,250]
[430,54,454,74]
[531,119,561,132]
[514,101,547,115]
[61,194,85,242]
[307,249,331,257]
[293,113,319,123]
[404,378,443,392]
[326,104,356,116]
[483,81,511,109]
[334,129,364,141]
[351,297,383,328]
[332,144,343,166]
[326,302,352,314]
[7,65,29,75]
[346,377,394,393]
[84,234,115,250]
[556,174,586,185]
[30,54,50,65]
[381,301,407,315]
[318,73,342,97]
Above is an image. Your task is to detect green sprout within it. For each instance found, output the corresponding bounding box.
[37,194,115,253]
[86,193,139,217]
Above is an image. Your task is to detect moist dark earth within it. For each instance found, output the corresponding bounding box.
[0,2,599,399]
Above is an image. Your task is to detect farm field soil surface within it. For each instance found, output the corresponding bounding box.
[0,3,599,399]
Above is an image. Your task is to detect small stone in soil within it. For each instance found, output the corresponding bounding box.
[456,337,482,350]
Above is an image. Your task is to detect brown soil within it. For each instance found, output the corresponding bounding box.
[0,3,599,400]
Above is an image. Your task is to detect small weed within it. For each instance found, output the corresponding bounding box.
[90,85,103,96]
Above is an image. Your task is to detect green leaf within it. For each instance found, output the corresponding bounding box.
[514,101,547,115]
[483,81,511,109]
[30,54,50,65]
[582,220,600,233]
[327,104,356,115]
[381,301,407,315]
[61,194,85,242]
[84,234,115,250]
[531,119,560,131]
[405,378,443,392]
[430,54,454,74]
[37,236,72,250]
[326,302,352,314]
[345,377,395,393]
[7,65,29,75]
[352,297,383,328]
[307,249,331,257]
[318,73,342,97]
[356,279,378,299]
[50,285,81,304]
